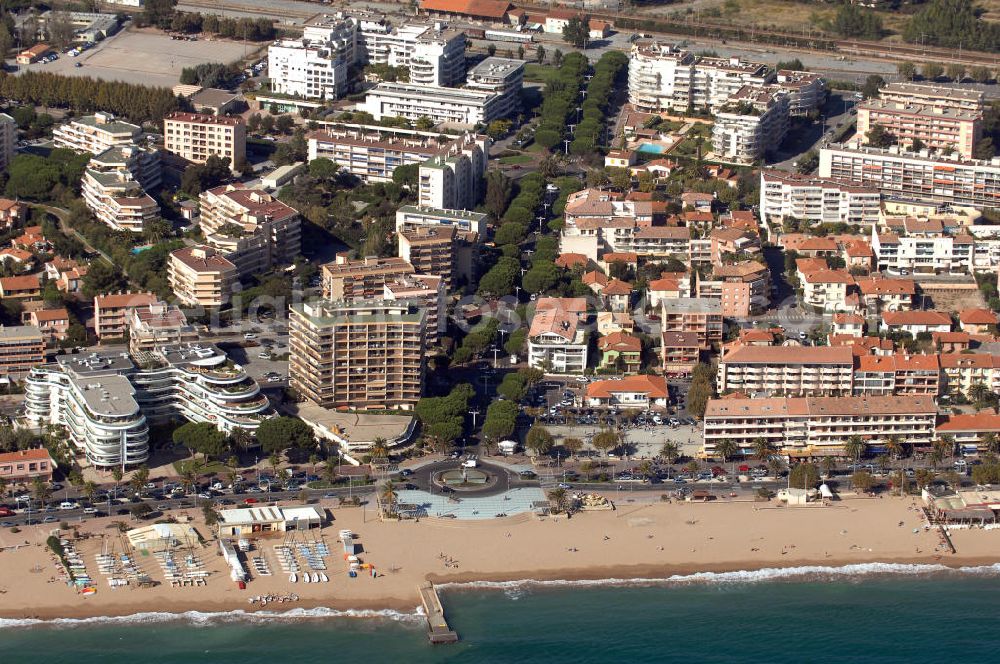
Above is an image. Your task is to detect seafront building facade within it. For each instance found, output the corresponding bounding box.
[288,299,426,411]
[702,395,938,457]
[167,246,238,308]
[0,325,45,376]
[856,99,982,159]
[81,145,162,233]
[25,344,273,468]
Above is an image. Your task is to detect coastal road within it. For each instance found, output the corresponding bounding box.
[3,484,376,529]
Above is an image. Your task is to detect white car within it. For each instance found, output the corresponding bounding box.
[258,351,272,359]
[59,501,79,510]
[82,507,98,514]
[244,332,257,340]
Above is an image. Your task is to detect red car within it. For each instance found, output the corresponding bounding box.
[243,498,259,505]
[0,507,13,517]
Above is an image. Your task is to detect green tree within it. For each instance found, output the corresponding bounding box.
[896,62,916,81]
[922,62,944,81]
[715,439,738,465]
[536,44,545,63]
[562,15,589,48]
[591,428,621,457]
[525,425,554,456]
[843,436,867,467]
[255,417,314,453]
[788,462,820,489]
[660,442,681,465]
[482,400,519,442]
[380,480,399,516]
[866,124,896,148]
[173,422,229,459]
[862,74,886,98]
[851,470,875,492]
[831,4,883,38]
[547,487,569,513]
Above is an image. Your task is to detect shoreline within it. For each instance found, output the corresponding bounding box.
[2,496,998,625]
[4,555,999,624]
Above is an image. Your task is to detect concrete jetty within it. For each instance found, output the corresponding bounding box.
[418,582,458,644]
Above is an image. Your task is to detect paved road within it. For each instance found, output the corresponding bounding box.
[31,204,114,267]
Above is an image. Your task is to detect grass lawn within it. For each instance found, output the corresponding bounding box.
[173,458,230,477]
[499,154,533,165]
[524,63,556,84]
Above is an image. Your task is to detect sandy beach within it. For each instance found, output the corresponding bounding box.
[0,495,997,621]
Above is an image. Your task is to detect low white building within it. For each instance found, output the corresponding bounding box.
[217,505,324,537]
[362,82,502,126]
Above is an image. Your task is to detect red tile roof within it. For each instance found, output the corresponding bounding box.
[586,375,668,399]
[881,311,952,326]
[959,309,998,325]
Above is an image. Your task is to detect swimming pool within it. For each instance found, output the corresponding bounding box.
[638,143,665,154]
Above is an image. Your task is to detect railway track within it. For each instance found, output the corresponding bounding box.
[174,0,1000,67]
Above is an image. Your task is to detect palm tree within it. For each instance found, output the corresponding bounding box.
[820,456,837,479]
[82,481,98,505]
[983,432,1000,456]
[931,437,952,469]
[938,435,956,463]
[547,487,568,514]
[715,439,738,476]
[371,437,389,461]
[323,459,338,485]
[752,437,773,463]
[268,452,281,477]
[0,477,7,498]
[592,428,622,459]
[380,480,398,517]
[969,382,992,409]
[111,467,124,491]
[843,435,866,470]
[32,477,51,505]
[884,435,903,464]
[180,467,197,495]
[659,442,681,465]
[768,457,785,479]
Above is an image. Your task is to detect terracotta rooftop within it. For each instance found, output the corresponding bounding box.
[94,291,157,309]
[586,375,668,399]
[881,310,952,326]
[597,331,641,352]
[721,344,854,365]
[959,309,998,325]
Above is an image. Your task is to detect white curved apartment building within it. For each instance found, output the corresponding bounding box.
[26,361,150,468]
[25,344,272,468]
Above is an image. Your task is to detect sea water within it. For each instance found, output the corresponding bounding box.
[4,564,1000,663]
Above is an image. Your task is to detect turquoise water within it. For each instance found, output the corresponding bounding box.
[5,568,1000,663]
[130,245,151,255]
[638,143,665,153]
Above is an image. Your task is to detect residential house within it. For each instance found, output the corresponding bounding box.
[597,331,641,373]
[880,310,952,336]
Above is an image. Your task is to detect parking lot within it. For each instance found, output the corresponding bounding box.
[13,27,250,88]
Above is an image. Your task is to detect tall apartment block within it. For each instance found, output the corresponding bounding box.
[464,57,524,119]
[163,112,246,170]
[856,99,981,159]
[288,299,426,410]
[0,113,15,171]
[711,84,789,163]
[628,42,775,113]
[0,325,45,376]
[307,125,487,188]
[321,255,415,300]
[81,145,162,233]
[167,245,238,308]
